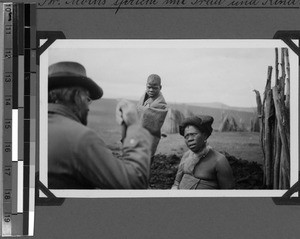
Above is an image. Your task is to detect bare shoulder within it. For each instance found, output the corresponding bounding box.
[209,149,229,165]
[209,149,225,159]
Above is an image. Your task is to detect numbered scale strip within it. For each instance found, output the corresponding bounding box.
[12,4,22,234]
[2,3,13,236]
[1,2,36,237]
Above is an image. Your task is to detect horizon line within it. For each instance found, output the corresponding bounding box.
[96,97,258,109]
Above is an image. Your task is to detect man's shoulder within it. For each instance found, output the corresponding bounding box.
[151,92,167,109]
[157,92,167,104]
[49,113,94,139]
[137,92,147,106]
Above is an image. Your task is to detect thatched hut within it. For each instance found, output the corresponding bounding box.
[161,108,185,134]
[219,115,241,132]
[239,118,248,132]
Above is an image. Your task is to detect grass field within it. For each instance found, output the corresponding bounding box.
[156,132,263,164]
[87,98,264,164]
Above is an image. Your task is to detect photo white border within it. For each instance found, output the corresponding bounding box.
[39,39,299,198]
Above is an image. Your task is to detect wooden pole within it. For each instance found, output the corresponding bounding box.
[272,85,290,189]
[264,66,273,188]
[253,90,263,117]
[284,48,290,149]
[280,47,289,189]
[275,48,279,86]
[285,48,290,109]
[273,128,281,189]
[253,89,265,185]
[273,48,281,189]
[280,48,286,99]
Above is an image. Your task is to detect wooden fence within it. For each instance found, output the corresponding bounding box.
[253,48,290,189]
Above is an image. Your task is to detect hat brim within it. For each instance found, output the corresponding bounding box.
[48,76,103,100]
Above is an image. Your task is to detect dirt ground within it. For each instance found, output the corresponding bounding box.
[149,152,264,190]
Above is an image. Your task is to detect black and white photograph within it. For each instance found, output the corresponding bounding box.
[39,39,298,198]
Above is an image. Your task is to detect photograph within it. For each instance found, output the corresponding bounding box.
[39,39,298,198]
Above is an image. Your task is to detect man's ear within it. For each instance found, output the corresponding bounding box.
[160,85,162,90]
[73,91,84,106]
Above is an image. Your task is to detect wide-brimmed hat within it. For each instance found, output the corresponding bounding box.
[48,61,103,100]
[179,115,214,137]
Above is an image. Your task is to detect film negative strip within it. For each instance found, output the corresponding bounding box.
[1,2,36,236]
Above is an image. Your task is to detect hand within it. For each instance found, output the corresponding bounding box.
[116,99,139,127]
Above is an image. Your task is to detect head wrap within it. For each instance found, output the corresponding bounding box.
[179,115,214,137]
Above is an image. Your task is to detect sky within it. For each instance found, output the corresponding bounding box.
[44,40,298,108]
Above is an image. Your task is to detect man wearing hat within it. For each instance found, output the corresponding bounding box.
[137,74,168,156]
[48,61,153,189]
[172,115,234,189]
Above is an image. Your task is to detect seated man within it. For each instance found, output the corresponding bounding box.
[137,74,168,156]
[48,61,153,189]
[172,115,234,189]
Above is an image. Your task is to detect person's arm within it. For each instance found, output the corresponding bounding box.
[75,99,153,189]
[215,156,235,189]
[75,125,152,189]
